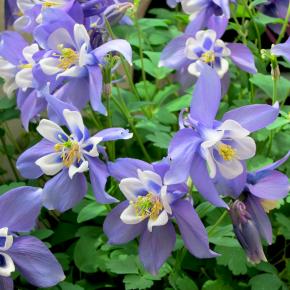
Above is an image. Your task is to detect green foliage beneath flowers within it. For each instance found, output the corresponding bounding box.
[0,1,289,289]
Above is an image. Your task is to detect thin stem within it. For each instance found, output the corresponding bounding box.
[241,0,261,50]
[276,2,290,44]
[4,123,22,153]
[0,135,19,181]
[89,106,102,130]
[208,210,228,236]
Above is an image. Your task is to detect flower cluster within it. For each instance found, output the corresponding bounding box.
[0,0,289,287]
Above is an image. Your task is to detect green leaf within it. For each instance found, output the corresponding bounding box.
[247,155,273,172]
[106,254,139,274]
[123,275,154,290]
[249,273,283,290]
[138,18,168,30]
[254,13,284,25]
[249,0,268,9]
[215,245,248,275]
[31,229,54,240]
[0,182,26,195]
[164,94,192,112]
[77,202,107,223]
[146,132,172,149]
[250,73,290,102]
[169,273,198,290]
[0,97,16,109]
[202,279,234,290]
[60,282,84,290]
[275,213,290,239]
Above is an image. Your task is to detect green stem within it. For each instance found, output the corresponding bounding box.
[134,14,150,99]
[208,210,228,236]
[89,106,102,130]
[174,247,187,273]
[4,123,22,153]
[0,135,19,181]
[241,0,261,50]
[276,2,290,44]
[113,88,152,162]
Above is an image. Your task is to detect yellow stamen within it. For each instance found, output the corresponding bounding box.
[218,144,236,161]
[19,63,33,69]
[57,48,78,70]
[201,50,215,63]
[42,1,58,8]
[134,193,163,220]
[260,199,278,213]
[54,141,81,167]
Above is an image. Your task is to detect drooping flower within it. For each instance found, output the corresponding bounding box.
[180,0,234,37]
[218,152,290,263]
[34,9,132,114]
[271,37,290,61]
[104,158,218,275]
[164,65,279,208]
[0,187,65,289]
[258,0,290,35]
[17,104,133,211]
[167,0,180,8]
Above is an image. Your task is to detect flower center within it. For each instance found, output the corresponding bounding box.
[218,144,236,161]
[201,50,215,63]
[54,140,81,167]
[260,199,278,213]
[42,1,59,8]
[19,63,33,69]
[57,47,79,70]
[133,193,163,220]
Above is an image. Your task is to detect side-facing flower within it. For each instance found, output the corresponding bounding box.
[160,28,257,91]
[0,187,65,289]
[164,65,279,208]
[35,9,132,115]
[17,105,133,211]
[180,0,233,37]
[271,37,290,62]
[167,0,180,8]
[104,158,217,275]
[216,152,290,263]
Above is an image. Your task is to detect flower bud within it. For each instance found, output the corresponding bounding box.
[229,200,267,264]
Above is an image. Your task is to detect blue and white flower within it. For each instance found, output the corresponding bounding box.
[0,228,15,278]
[185,29,231,77]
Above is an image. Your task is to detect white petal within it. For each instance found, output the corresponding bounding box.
[56,66,85,79]
[37,119,68,143]
[201,145,217,178]
[17,0,35,12]
[218,119,250,139]
[0,253,15,277]
[82,136,102,157]
[216,158,243,179]
[120,204,145,224]
[160,186,172,214]
[39,57,63,76]
[74,24,90,51]
[0,58,17,79]
[119,178,146,202]
[188,60,203,77]
[215,39,231,57]
[79,43,94,66]
[137,169,163,194]
[182,1,207,19]
[35,152,64,176]
[147,210,168,232]
[185,37,203,60]
[47,28,75,51]
[68,159,89,179]
[13,15,32,32]
[15,68,33,90]
[3,79,17,97]
[63,109,85,141]
[201,29,217,49]
[22,43,39,64]
[215,57,229,78]
[0,228,13,251]
[234,137,256,160]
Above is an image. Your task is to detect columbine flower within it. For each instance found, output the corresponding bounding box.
[258,0,289,34]
[104,158,217,275]
[17,107,133,211]
[13,0,77,33]
[180,0,234,37]
[229,200,267,264]
[35,10,132,114]
[167,0,180,8]
[271,37,290,62]
[216,151,289,262]
[0,31,40,96]
[164,65,279,208]
[160,28,257,91]
[0,187,65,289]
